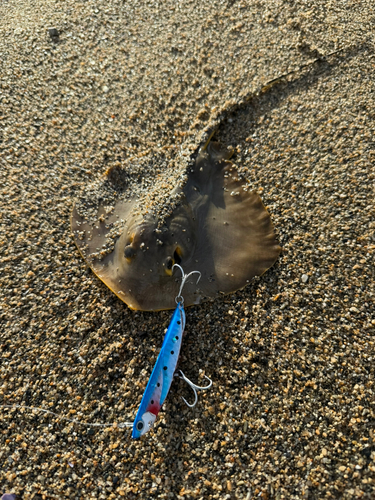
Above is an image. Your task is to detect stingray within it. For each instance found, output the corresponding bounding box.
[71,134,280,311]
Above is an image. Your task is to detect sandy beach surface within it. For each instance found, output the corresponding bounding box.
[1,0,374,498]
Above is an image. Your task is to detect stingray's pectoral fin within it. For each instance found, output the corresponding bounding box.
[71,198,136,261]
[72,196,177,311]
[71,204,109,262]
[71,199,137,304]
[184,138,280,301]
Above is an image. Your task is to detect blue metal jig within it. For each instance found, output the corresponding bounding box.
[132,265,212,438]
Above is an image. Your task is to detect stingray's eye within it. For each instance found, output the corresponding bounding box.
[136,420,144,431]
[124,245,136,260]
[164,256,174,275]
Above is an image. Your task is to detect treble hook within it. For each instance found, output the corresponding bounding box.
[177,370,213,408]
[172,264,201,304]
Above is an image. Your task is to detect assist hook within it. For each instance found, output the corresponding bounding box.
[172,263,201,304]
[177,370,213,408]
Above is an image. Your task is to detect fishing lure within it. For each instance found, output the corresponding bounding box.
[132,264,212,438]
[1,265,212,437]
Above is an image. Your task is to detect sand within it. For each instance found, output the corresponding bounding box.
[1,0,374,498]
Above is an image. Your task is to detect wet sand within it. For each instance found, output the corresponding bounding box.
[1,0,374,498]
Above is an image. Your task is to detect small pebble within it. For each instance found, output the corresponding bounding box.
[47,27,59,38]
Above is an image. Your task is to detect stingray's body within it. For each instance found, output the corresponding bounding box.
[72,137,280,310]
